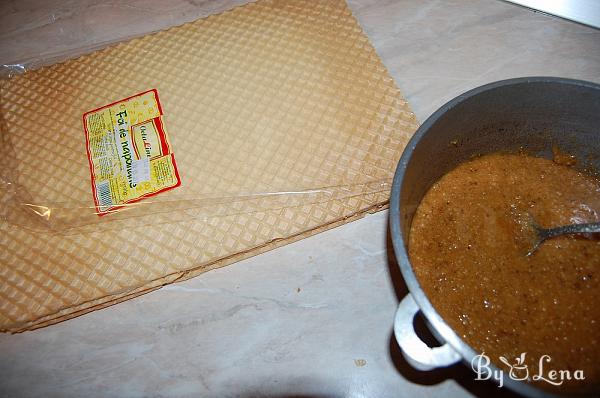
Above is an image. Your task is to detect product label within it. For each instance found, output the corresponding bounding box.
[83,89,180,215]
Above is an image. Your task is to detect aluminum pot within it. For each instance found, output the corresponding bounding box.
[389,77,600,398]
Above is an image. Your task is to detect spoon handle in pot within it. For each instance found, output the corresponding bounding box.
[543,221,600,239]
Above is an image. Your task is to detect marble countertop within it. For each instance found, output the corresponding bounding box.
[1,1,599,397]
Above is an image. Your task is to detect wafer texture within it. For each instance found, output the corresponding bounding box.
[0,0,418,332]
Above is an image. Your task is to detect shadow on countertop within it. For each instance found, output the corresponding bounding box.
[385,225,521,398]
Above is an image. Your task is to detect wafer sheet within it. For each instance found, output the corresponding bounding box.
[0,0,418,332]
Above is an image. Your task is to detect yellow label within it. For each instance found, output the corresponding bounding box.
[83,89,180,215]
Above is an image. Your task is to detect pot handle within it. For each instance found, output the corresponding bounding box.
[394,294,461,371]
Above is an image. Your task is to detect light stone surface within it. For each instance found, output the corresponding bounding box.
[1,0,599,397]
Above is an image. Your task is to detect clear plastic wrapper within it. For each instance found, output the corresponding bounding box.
[0,0,409,235]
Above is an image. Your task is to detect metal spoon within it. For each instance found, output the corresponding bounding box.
[527,221,600,256]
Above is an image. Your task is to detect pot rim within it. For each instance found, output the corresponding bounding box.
[389,76,600,398]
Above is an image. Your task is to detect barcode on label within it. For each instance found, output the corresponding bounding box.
[96,180,113,210]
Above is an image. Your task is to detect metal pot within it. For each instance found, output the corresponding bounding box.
[389,77,600,398]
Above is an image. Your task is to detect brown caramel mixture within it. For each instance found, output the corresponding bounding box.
[409,153,600,393]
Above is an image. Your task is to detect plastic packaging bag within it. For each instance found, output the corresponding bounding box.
[0,0,412,235]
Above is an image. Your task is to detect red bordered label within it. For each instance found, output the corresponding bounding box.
[82,89,181,216]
